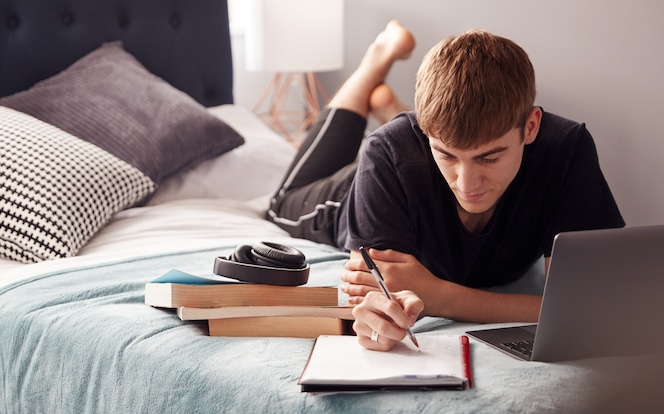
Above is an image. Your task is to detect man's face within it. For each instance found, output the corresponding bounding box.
[428,127,531,217]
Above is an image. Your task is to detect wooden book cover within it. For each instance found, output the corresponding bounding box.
[208,316,355,338]
[145,269,338,309]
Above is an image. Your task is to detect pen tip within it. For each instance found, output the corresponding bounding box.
[410,335,420,349]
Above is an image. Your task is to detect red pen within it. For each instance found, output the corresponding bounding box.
[461,335,473,388]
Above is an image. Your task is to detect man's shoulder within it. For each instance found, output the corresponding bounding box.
[530,109,597,158]
[367,111,430,159]
[374,111,420,137]
[538,109,591,142]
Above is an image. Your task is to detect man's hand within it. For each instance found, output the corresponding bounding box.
[352,290,424,351]
[341,248,439,309]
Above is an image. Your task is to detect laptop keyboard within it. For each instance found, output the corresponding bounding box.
[501,340,534,359]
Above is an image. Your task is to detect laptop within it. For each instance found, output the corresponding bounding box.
[466,225,664,362]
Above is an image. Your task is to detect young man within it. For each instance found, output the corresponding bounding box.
[267,21,624,351]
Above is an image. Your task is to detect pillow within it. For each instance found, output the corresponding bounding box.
[0,42,244,263]
[0,41,244,183]
[148,105,297,204]
[0,107,154,263]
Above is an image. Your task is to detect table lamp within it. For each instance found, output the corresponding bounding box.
[245,0,344,142]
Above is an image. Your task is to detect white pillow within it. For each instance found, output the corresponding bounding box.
[148,105,296,204]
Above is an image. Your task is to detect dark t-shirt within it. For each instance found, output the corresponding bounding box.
[336,109,624,288]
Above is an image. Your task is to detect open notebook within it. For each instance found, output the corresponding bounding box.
[299,335,472,392]
[467,225,664,362]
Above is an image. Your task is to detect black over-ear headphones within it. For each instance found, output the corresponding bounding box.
[213,242,309,286]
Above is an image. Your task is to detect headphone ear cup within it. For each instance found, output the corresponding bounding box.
[230,244,255,264]
[250,242,306,269]
[216,242,310,286]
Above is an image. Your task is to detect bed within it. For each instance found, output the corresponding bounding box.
[1,1,662,412]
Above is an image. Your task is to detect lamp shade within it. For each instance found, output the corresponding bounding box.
[245,0,344,73]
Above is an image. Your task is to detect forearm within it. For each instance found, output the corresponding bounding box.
[344,248,542,323]
[421,279,541,323]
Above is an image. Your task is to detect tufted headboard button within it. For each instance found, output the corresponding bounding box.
[118,14,130,29]
[169,12,182,29]
[61,12,74,26]
[6,14,20,30]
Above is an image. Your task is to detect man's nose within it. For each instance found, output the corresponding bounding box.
[456,163,482,193]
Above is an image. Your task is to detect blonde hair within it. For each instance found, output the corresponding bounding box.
[415,30,536,148]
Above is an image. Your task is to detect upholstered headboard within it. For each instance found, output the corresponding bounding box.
[0,0,234,107]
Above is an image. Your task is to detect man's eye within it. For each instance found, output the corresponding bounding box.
[481,157,499,164]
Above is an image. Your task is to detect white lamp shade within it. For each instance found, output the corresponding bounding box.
[245,0,344,73]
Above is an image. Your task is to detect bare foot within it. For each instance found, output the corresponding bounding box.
[328,20,415,117]
[372,20,417,63]
[369,83,410,124]
[352,20,416,89]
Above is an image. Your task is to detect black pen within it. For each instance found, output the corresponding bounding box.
[359,246,419,349]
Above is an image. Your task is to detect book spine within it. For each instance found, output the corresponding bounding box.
[145,283,338,308]
[178,306,354,320]
[208,316,354,338]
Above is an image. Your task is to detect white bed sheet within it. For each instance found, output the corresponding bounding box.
[0,197,294,287]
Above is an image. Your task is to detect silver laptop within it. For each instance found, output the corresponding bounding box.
[466,225,664,362]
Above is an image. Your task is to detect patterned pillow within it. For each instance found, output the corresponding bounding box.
[0,42,245,263]
[0,108,154,263]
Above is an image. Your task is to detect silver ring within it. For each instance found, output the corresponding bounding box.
[370,330,379,342]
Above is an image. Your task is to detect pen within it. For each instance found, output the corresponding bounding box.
[461,335,472,388]
[359,246,419,349]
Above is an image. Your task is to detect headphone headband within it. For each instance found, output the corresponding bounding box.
[213,242,310,286]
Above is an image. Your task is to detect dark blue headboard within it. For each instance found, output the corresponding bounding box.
[0,0,234,107]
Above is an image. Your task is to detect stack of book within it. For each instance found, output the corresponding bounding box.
[144,269,354,338]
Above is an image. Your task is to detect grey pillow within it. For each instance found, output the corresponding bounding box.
[0,42,244,263]
[0,41,244,183]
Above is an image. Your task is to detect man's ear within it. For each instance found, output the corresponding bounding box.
[524,107,542,145]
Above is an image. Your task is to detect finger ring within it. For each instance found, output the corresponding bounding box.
[371,330,379,342]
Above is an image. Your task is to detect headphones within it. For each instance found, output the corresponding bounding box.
[213,242,309,286]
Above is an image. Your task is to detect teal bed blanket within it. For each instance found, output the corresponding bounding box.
[1,241,662,413]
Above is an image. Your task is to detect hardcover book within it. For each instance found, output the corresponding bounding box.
[178,305,355,338]
[144,269,338,309]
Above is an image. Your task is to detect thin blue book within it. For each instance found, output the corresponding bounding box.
[149,269,240,285]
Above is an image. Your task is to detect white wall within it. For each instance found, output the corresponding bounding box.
[231,0,664,226]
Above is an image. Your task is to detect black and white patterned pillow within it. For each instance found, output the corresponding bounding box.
[0,42,245,264]
[0,107,155,263]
